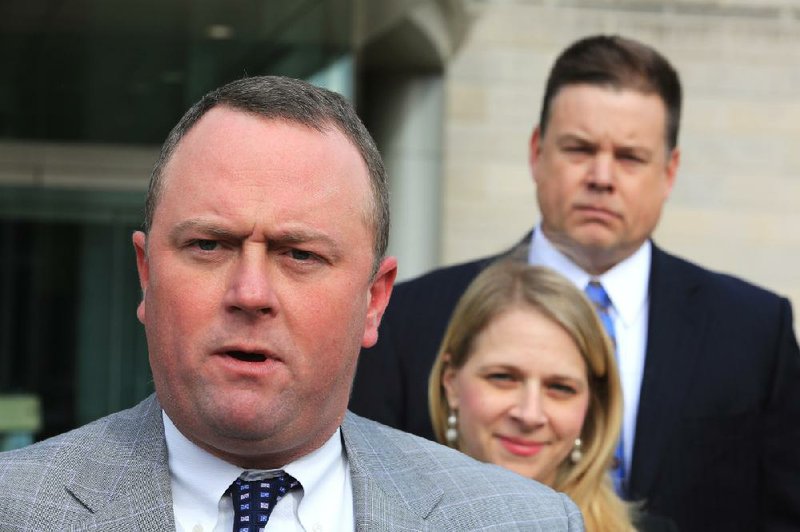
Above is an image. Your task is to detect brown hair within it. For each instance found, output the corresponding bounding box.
[539,34,682,151]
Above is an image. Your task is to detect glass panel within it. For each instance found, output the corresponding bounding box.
[0,219,82,439]
[0,0,354,144]
[0,188,148,442]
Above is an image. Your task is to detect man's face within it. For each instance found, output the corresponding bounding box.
[530,84,679,273]
[133,106,396,468]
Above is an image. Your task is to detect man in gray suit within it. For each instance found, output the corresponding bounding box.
[0,76,583,531]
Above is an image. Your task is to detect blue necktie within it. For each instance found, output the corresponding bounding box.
[229,471,300,532]
[584,281,627,497]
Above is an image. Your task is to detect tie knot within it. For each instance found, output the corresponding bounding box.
[229,471,300,532]
[585,280,612,310]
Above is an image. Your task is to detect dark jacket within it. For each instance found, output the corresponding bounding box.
[350,238,800,532]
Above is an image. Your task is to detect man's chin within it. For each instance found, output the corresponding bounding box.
[550,228,629,273]
[566,226,618,251]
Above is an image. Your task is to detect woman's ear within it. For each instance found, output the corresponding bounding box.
[441,354,460,409]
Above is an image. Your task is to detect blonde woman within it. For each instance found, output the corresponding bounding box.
[430,261,646,531]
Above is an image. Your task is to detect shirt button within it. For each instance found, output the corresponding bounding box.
[192,525,203,532]
[312,524,323,532]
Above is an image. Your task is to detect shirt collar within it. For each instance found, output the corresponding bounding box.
[598,240,651,327]
[528,227,651,326]
[283,423,345,516]
[164,411,345,520]
[164,412,242,527]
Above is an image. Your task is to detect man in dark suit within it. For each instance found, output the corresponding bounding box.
[0,76,584,531]
[350,35,800,531]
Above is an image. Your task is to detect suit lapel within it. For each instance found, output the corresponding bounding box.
[66,395,175,530]
[350,472,431,531]
[67,463,173,530]
[341,413,444,530]
[629,245,706,498]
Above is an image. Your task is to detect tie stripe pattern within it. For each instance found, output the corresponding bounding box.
[584,280,627,497]
[584,281,616,347]
[229,471,300,532]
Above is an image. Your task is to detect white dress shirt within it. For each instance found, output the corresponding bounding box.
[528,228,651,476]
[164,412,354,532]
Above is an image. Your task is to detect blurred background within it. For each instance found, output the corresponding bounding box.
[1,0,798,448]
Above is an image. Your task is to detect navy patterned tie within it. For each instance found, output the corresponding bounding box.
[229,471,300,532]
[584,280,627,497]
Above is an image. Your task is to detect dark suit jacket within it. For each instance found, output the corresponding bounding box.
[350,238,800,532]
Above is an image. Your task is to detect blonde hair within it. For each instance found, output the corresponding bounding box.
[428,261,634,531]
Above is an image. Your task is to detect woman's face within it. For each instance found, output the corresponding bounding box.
[443,306,590,485]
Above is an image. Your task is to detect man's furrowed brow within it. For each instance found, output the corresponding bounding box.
[273,229,339,248]
[169,219,245,242]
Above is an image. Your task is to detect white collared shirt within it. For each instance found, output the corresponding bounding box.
[163,412,354,532]
[528,228,651,476]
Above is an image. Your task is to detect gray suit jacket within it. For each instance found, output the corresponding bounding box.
[0,395,584,531]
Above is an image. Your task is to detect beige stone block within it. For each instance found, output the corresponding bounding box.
[485,86,542,129]
[446,122,529,161]
[447,83,488,123]
[442,161,493,201]
[657,206,800,246]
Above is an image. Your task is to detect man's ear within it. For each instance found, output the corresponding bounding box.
[529,126,543,185]
[361,256,398,348]
[132,231,149,324]
[663,146,680,199]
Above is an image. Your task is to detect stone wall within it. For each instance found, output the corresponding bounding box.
[442,0,800,327]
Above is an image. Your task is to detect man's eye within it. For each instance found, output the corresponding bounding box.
[195,240,218,251]
[564,145,592,154]
[290,249,314,261]
[620,154,643,163]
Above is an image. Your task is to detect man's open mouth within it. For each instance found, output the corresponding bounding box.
[226,350,268,362]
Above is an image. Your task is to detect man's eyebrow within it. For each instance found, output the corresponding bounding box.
[557,133,652,154]
[270,229,342,254]
[169,221,344,254]
[615,144,653,158]
[555,133,594,145]
[169,219,245,242]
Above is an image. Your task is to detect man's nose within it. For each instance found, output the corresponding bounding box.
[587,152,614,190]
[224,246,276,316]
